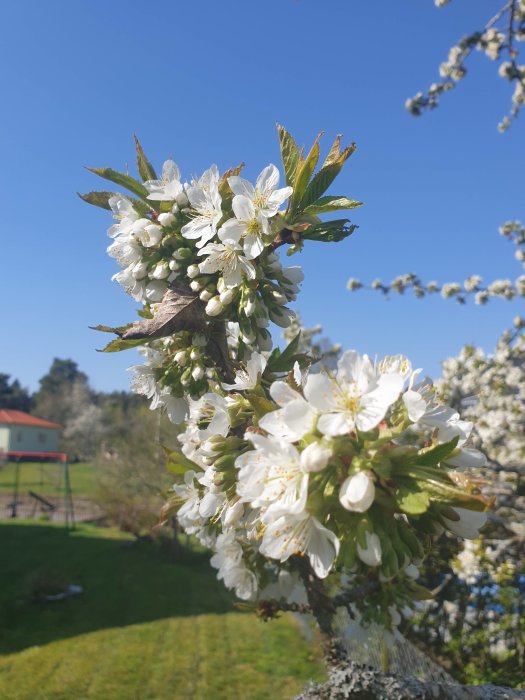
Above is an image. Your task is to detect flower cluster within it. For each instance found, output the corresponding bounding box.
[164,346,489,632]
[86,127,489,641]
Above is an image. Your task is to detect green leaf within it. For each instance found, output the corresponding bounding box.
[300,142,356,211]
[301,219,357,243]
[395,481,431,514]
[165,449,200,475]
[416,436,460,466]
[97,337,150,353]
[276,124,301,187]
[292,132,323,206]
[267,333,301,372]
[407,581,434,601]
[134,134,157,181]
[322,134,344,168]
[303,196,363,216]
[77,191,115,210]
[90,323,133,334]
[247,394,277,420]
[86,166,150,200]
[78,190,152,217]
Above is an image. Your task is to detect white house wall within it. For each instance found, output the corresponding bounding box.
[3,425,60,453]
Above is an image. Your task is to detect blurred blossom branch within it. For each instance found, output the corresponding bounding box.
[347,221,525,309]
[406,0,525,131]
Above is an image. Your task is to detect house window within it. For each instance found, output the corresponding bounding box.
[16,431,22,443]
[38,433,47,444]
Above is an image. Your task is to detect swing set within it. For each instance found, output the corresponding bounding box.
[4,451,75,528]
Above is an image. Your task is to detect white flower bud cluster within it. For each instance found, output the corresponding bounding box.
[102,157,307,417]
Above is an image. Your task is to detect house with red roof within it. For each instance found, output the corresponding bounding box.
[0,410,62,455]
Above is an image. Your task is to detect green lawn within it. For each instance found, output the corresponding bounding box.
[0,521,325,699]
[0,461,97,497]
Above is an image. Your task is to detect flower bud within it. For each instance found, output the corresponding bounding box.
[339,471,375,512]
[173,248,192,261]
[169,259,180,271]
[187,264,200,279]
[176,191,189,208]
[357,531,382,567]
[200,289,213,302]
[132,261,149,279]
[171,203,180,214]
[300,442,331,473]
[192,365,205,381]
[256,329,273,351]
[190,280,202,292]
[205,296,224,317]
[219,289,235,305]
[174,350,187,366]
[141,223,163,247]
[145,280,167,303]
[272,290,287,305]
[151,262,170,280]
[442,507,487,539]
[244,295,256,317]
[158,212,176,227]
[190,349,200,361]
[269,307,295,328]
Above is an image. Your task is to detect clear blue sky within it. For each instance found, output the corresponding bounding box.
[1,0,523,393]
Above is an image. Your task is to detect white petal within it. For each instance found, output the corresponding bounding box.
[269,381,301,406]
[218,218,245,245]
[357,531,382,567]
[232,195,255,221]
[243,233,265,260]
[307,518,340,579]
[303,374,337,411]
[256,164,279,194]
[318,412,352,437]
[228,176,255,199]
[403,390,427,422]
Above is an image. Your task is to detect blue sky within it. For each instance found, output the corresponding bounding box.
[1,0,523,393]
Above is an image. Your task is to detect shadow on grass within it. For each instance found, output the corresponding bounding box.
[0,521,236,654]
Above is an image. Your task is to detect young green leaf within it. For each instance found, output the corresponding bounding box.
[300,144,356,211]
[78,190,152,217]
[416,436,460,466]
[303,196,363,216]
[134,135,157,181]
[395,481,431,514]
[276,124,301,187]
[165,448,201,475]
[301,220,357,243]
[97,336,151,353]
[292,132,323,206]
[266,333,301,372]
[86,166,150,199]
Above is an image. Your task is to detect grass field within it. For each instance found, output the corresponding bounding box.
[0,461,97,497]
[0,521,325,699]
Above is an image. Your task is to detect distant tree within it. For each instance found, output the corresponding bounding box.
[0,374,32,412]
